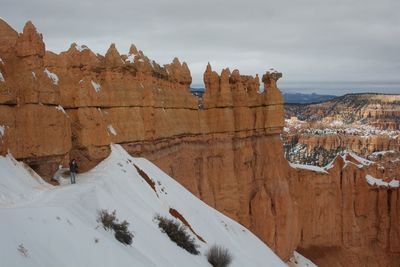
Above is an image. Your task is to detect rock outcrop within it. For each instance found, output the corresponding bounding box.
[283,94,400,166]
[285,94,400,129]
[0,19,298,260]
[289,153,400,266]
[284,131,400,166]
[0,19,399,265]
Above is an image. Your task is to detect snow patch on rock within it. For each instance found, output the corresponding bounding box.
[44,68,59,85]
[0,71,5,82]
[74,44,89,52]
[125,54,135,63]
[289,162,328,174]
[107,124,117,136]
[348,152,374,166]
[370,150,396,157]
[91,80,101,92]
[366,174,399,188]
[389,180,400,188]
[267,68,279,74]
[0,125,5,138]
[55,105,66,114]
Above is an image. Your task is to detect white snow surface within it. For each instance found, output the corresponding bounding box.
[107,124,117,135]
[0,57,4,64]
[366,174,399,188]
[0,144,291,267]
[0,71,5,82]
[91,80,101,92]
[31,71,36,80]
[0,155,51,206]
[44,68,59,85]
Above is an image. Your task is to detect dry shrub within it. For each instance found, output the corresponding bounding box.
[155,214,200,255]
[97,209,133,245]
[206,244,233,267]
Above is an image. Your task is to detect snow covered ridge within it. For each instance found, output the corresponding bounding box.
[366,175,399,188]
[0,145,315,267]
[290,151,373,173]
[346,151,374,167]
[44,68,59,85]
[289,162,328,174]
[289,151,399,189]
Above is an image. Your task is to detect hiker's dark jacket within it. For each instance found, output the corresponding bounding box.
[69,161,78,173]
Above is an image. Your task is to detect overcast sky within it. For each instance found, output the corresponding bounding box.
[2,0,399,94]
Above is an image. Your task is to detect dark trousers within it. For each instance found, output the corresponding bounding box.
[70,171,76,184]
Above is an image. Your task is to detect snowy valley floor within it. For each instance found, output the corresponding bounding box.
[0,144,315,267]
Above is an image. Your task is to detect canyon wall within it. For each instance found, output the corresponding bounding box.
[0,20,399,265]
[0,20,298,260]
[284,132,400,166]
[283,94,400,167]
[289,153,400,266]
[285,94,400,130]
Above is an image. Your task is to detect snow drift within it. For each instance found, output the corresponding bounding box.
[0,144,309,267]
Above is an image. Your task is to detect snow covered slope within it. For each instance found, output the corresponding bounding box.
[0,144,297,267]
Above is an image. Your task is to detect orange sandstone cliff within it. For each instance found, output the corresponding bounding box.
[289,152,400,266]
[0,20,399,265]
[0,19,298,260]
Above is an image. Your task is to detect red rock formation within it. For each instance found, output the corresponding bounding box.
[0,19,399,265]
[0,19,18,58]
[285,133,399,159]
[15,21,45,58]
[0,20,299,260]
[285,93,400,130]
[289,154,400,266]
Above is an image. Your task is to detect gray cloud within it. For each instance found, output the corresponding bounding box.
[1,0,399,94]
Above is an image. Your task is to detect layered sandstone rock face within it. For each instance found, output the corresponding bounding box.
[0,20,298,260]
[1,19,399,265]
[284,95,400,265]
[284,129,400,166]
[289,153,400,266]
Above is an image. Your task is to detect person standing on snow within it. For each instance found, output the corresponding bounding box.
[69,159,78,184]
